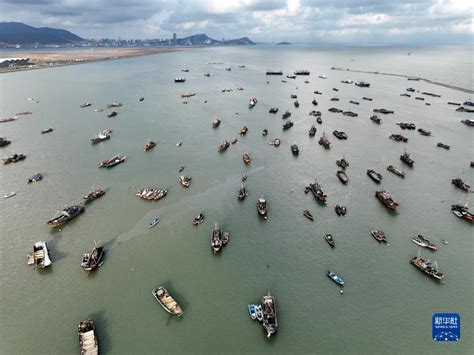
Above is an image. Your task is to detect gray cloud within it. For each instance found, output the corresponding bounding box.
[0,0,472,43]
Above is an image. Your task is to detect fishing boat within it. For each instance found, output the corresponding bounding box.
[367,169,383,183]
[291,144,299,155]
[238,184,248,200]
[370,115,382,124]
[294,100,299,108]
[410,255,444,280]
[192,213,205,226]
[78,319,99,355]
[136,188,168,201]
[257,197,268,219]
[144,140,157,152]
[27,173,43,183]
[418,128,431,136]
[80,102,91,108]
[181,68,189,72]
[225,67,231,71]
[389,134,408,142]
[266,70,283,75]
[255,305,264,322]
[90,131,111,144]
[387,165,406,177]
[152,286,184,316]
[282,121,293,130]
[178,176,192,188]
[269,138,280,146]
[269,108,279,114]
[286,74,296,79]
[282,110,291,119]
[310,110,322,117]
[138,97,144,101]
[318,75,327,79]
[242,152,251,165]
[149,218,159,228]
[3,192,16,199]
[290,94,298,99]
[27,241,52,268]
[303,210,314,221]
[107,111,117,118]
[333,130,348,140]
[319,133,331,148]
[212,118,221,128]
[241,174,247,182]
[3,153,26,164]
[312,99,318,106]
[249,97,257,108]
[83,188,105,203]
[174,77,186,83]
[397,122,416,130]
[437,142,450,150]
[98,154,126,168]
[336,170,348,184]
[262,129,268,136]
[327,270,344,285]
[307,181,327,203]
[46,204,85,227]
[374,108,394,114]
[371,229,387,243]
[107,102,122,108]
[412,235,437,251]
[204,73,211,77]
[211,222,224,254]
[248,304,257,320]
[0,137,11,147]
[335,205,347,216]
[181,92,196,98]
[240,126,248,136]
[81,244,104,272]
[325,234,335,247]
[308,125,317,137]
[400,150,415,166]
[452,178,470,192]
[461,119,474,126]
[294,70,310,75]
[375,190,399,210]
[41,128,53,134]
[336,157,349,169]
[261,292,278,339]
[451,204,474,222]
[0,117,17,123]
[218,140,230,152]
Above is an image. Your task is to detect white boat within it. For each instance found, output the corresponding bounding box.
[3,192,16,199]
[28,241,52,268]
[255,304,264,322]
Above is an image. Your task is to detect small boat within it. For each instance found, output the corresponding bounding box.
[410,255,444,280]
[176,142,182,147]
[461,119,474,126]
[257,197,268,219]
[308,181,327,203]
[294,70,310,75]
[389,134,408,142]
[441,240,448,245]
[3,192,16,199]
[248,304,257,320]
[181,92,196,98]
[294,100,299,108]
[371,229,387,243]
[94,108,103,112]
[341,79,353,84]
[107,102,122,108]
[81,244,104,272]
[212,118,221,128]
[282,121,293,130]
[437,142,450,150]
[240,126,248,136]
[319,133,331,148]
[387,165,406,178]
[312,99,318,106]
[238,184,248,200]
[303,210,314,221]
[231,138,238,144]
[318,75,327,79]
[400,150,415,166]
[178,165,185,172]
[367,169,383,183]
[310,110,322,117]
[325,234,335,247]
[241,174,247,182]
[192,213,205,226]
[269,108,279,114]
[282,110,291,119]
[262,129,268,136]
[412,235,437,251]
[98,154,126,168]
[225,67,231,71]
[269,138,280,147]
[418,128,431,136]
[374,108,394,114]
[138,97,144,101]
[204,73,211,77]
[0,137,11,147]
[174,77,186,83]
[451,204,474,223]
[363,97,373,101]
[355,81,370,87]
[452,178,470,192]
[144,140,157,151]
[178,175,192,188]
[261,292,278,339]
[336,158,349,169]
[211,222,224,254]
[337,170,348,184]
[316,117,322,124]
[249,97,257,108]
[152,286,184,316]
[3,153,26,165]
[149,218,159,228]
[107,111,117,118]
[286,74,296,79]
[308,125,317,137]
[375,190,399,210]
[333,130,348,140]
[27,241,52,268]
[370,115,382,124]
[46,204,85,227]
[83,188,105,203]
[181,68,189,72]
[78,320,99,355]
[290,94,298,99]
[218,140,230,152]
[335,205,347,216]
[255,305,264,322]
[27,173,43,183]
[41,128,53,134]
[136,188,168,201]
[90,131,111,144]
[291,144,299,155]
[242,152,251,165]
[327,270,344,286]
[80,102,91,108]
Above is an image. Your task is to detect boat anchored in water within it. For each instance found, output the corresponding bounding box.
[412,235,437,251]
[243,152,251,165]
[238,184,248,200]
[257,197,268,219]
[27,173,43,183]
[178,176,192,188]
[303,210,314,221]
[218,140,230,152]
[410,255,444,280]
[81,243,104,272]
[306,181,327,203]
[261,292,278,339]
[152,286,184,316]
[144,140,157,152]
[83,188,105,203]
[27,241,52,268]
[371,229,387,243]
[46,204,85,227]
[291,144,299,155]
[78,319,99,355]
[325,234,336,247]
[451,204,474,223]
[136,188,168,201]
[212,118,221,128]
[98,154,126,168]
[211,222,229,254]
[335,205,347,216]
[319,133,331,148]
[308,125,317,137]
[367,169,383,183]
[337,170,348,184]
[249,97,257,108]
[327,270,344,286]
[387,165,406,178]
[400,150,415,166]
[452,178,470,192]
[192,213,205,226]
[375,190,399,210]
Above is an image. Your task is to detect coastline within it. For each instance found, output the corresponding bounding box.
[0,47,190,74]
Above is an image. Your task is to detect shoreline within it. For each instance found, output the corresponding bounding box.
[0,47,190,74]
[331,67,474,94]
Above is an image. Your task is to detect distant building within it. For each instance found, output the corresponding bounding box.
[173,33,177,45]
[0,57,30,67]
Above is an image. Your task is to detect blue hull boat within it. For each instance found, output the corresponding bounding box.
[149,218,159,228]
[327,270,344,286]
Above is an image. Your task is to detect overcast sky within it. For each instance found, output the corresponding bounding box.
[1,0,472,43]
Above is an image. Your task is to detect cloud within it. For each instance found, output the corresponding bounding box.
[0,0,472,43]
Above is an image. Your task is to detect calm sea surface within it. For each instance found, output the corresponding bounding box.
[0,44,473,354]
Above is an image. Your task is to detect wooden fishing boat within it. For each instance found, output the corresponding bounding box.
[152,286,184,316]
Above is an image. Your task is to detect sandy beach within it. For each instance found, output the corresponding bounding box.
[0,47,189,73]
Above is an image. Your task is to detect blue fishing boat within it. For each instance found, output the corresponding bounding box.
[149,218,159,228]
[248,304,257,320]
[327,270,344,286]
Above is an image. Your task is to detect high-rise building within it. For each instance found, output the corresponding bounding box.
[172,33,177,45]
